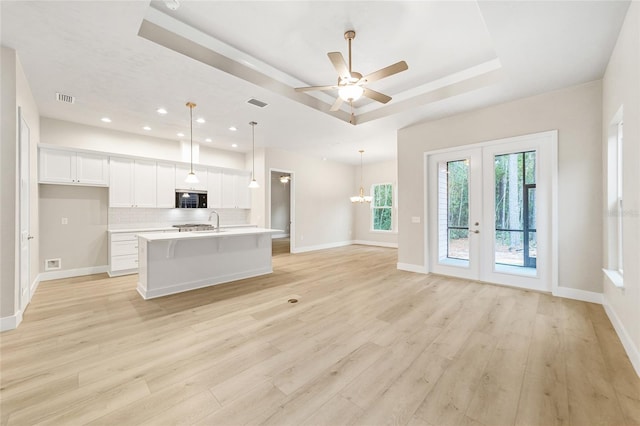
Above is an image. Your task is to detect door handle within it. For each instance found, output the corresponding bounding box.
[27,235,34,240]
[472,230,480,234]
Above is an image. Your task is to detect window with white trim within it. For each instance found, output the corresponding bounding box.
[605,108,624,288]
[371,183,393,231]
[616,120,624,274]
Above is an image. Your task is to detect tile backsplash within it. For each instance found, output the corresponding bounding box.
[108,208,250,230]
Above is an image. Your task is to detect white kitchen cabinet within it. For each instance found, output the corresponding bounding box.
[207,168,223,208]
[222,170,251,209]
[109,157,157,207]
[39,148,108,186]
[175,164,207,191]
[156,162,175,208]
[108,229,179,276]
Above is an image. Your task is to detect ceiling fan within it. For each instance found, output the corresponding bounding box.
[295,30,408,112]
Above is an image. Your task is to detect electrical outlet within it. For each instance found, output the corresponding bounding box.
[45,258,61,271]
[61,217,68,225]
[411,216,421,224]
[300,234,304,241]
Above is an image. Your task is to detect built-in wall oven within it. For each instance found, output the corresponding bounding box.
[175,190,207,208]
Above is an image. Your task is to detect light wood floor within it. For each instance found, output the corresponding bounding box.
[1,245,639,425]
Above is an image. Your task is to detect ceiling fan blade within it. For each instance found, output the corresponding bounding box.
[295,85,337,92]
[360,61,408,84]
[363,88,392,104]
[327,52,351,81]
[329,96,343,112]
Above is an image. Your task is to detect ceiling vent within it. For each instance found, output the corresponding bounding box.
[56,92,75,104]
[247,98,268,108]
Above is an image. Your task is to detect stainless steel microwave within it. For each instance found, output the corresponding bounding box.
[175,190,207,208]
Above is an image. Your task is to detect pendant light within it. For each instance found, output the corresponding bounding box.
[248,121,259,188]
[350,149,372,203]
[184,101,199,184]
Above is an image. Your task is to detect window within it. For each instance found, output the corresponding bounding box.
[494,150,537,269]
[616,120,624,274]
[604,108,624,288]
[371,183,393,231]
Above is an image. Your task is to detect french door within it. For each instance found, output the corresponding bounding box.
[427,132,557,292]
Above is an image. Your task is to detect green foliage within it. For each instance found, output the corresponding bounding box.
[372,184,392,231]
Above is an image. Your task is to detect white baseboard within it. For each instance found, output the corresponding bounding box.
[552,286,603,304]
[352,240,398,248]
[38,265,108,282]
[1,310,23,332]
[291,240,352,254]
[272,233,290,239]
[397,263,428,274]
[603,295,640,377]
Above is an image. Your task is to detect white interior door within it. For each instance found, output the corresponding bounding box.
[19,108,31,310]
[427,131,557,292]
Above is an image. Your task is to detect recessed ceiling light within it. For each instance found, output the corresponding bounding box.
[196,118,206,124]
[177,132,185,137]
[205,138,212,142]
[231,143,238,148]
[157,108,168,115]
[101,117,111,123]
[229,126,237,131]
[143,126,151,131]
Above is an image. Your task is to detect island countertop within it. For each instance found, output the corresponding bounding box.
[138,227,281,242]
[136,227,282,299]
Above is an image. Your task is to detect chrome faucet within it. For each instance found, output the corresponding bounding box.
[209,210,220,232]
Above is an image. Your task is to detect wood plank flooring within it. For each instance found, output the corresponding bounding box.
[1,244,638,425]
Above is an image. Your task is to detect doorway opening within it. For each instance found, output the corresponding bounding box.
[270,169,293,255]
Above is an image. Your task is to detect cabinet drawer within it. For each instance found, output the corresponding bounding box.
[111,233,138,242]
[111,241,138,256]
[111,254,138,271]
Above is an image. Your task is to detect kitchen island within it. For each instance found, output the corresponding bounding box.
[137,227,280,299]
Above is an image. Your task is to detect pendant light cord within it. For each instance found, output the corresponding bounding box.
[190,104,193,174]
[250,121,257,180]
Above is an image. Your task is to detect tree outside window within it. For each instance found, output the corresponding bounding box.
[372,183,393,231]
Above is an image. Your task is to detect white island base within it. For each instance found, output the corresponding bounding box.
[137,228,280,299]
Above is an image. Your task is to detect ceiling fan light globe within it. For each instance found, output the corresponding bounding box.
[339,85,364,102]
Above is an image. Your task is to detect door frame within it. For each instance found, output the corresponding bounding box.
[18,107,31,311]
[267,167,295,252]
[423,130,558,293]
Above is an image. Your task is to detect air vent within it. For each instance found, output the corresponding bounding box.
[56,92,75,104]
[247,98,268,108]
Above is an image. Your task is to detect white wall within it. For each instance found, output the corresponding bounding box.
[353,160,398,247]
[264,148,355,252]
[39,185,108,272]
[601,2,640,375]
[40,117,246,170]
[398,80,603,293]
[1,47,40,327]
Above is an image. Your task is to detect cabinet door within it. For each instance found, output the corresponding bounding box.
[207,168,223,208]
[157,162,175,208]
[134,160,157,208]
[109,157,135,207]
[235,172,251,209]
[76,152,109,186]
[175,165,207,191]
[221,171,236,208]
[39,149,75,183]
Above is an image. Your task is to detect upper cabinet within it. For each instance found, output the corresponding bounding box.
[39,148,108,186]
[207,168,223,209]
[109,158,157,208]
[222,170,251,209]
[156,162,175,208]
[175,164,207,191]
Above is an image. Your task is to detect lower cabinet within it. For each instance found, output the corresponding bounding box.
[108,230,178,276]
